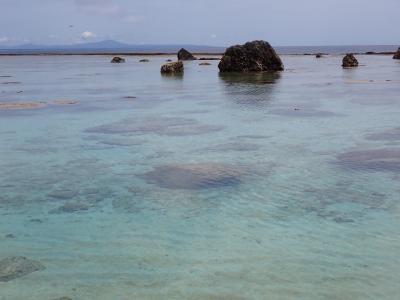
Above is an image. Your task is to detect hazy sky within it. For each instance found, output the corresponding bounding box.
[0,0,398,46]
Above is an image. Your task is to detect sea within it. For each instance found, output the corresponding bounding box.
[0,49,400,299]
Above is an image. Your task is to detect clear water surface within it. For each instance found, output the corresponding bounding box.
[0,54,399,299]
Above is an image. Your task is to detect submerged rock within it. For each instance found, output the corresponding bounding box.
[218,40,284,72]
[139,59,149,62]
[366,127,400,141]
[199,62,211,66]
[197,142,261,152]
[49,202,90,214]
[0,256,45,282]
[336,148,400,172]
[342,54,358,68]
[270,108,337,118]
[111,57,125,63]
[141,163,243,190]
[393,47,400,59]
[160,61,184,74]
[48,189,78,200]
[50,99,79,105]
[86,116,224,136]
[52,297,72,300]
[0,102,46,110]
[177,48,196,60]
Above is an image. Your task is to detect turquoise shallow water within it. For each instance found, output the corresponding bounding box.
[0,55,400,299]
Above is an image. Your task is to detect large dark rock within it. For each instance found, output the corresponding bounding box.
[161,61,184,74]
[342,54,358,68]
[0,256,45,282]
[111,57,125,63]
[177,48,196,60]
[393,47,400,59]
[218,40,284,72]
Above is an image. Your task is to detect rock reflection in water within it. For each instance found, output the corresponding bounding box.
[219,72,280,108]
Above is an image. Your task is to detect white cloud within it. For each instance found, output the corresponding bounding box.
[0,37,10,43]
[81,31,96,40]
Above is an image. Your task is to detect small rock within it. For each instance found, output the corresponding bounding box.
[111,57,125,63]
[199,62,211,66]
[166,59,172,62]
[52,297,72,300]
[316,53,323,58]
[393,47,400,59]
[160,61,184,74]
[139,59,149,62]
[29,218,43,223]
[342,53,359,68]
[177,48,196,60]
[0,256,45,282]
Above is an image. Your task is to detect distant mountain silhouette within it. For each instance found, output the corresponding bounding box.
[0,40,225,54]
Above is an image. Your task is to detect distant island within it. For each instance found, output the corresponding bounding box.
[0,40,225,55]
[0,40,397,55]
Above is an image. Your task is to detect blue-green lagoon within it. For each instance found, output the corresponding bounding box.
[0,54,400,299]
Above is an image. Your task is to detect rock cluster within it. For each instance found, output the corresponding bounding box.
[342,54,358,68]
[393,47,400,59]
[177,48,196,60]
[160,61,184,74]
[218,40,284,72]
[111,57,125,63]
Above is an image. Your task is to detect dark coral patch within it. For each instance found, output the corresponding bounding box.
[140,163,243,190]
[270,108,337,118]
[0,256,45,282]
[49,202,90,214]
[85,117,224,136]
[366,128,400,142]
[336,148,400,172]
[197,142,261,153]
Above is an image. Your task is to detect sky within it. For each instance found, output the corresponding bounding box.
[0,0,398,47]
